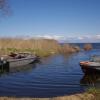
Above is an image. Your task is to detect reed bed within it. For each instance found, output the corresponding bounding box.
[83,43,93,51]
[0,38,80,57]
[61,43,80,54]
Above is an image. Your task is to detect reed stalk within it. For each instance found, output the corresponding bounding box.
[0,38,80,57]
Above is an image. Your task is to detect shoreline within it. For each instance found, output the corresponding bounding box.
[0,93,95,100]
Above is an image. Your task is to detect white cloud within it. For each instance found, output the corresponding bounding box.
[65,34,100,42]
[16,34,100,43]
[34,35,65,41]
[95,35,100,39]
[77,37,84,40]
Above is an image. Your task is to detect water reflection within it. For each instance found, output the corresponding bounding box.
[80,73,100,85]
[0,63,37,76]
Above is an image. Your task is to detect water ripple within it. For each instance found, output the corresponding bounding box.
[0,49,100,97]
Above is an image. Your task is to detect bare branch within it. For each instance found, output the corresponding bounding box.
[0,0,10,16]
[0,0,6,9]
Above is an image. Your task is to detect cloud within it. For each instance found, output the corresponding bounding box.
[33,34,100,42]
[12,34,99,43]
[95,35,100,39]
[77,37,84,40]
[34,35,65,41]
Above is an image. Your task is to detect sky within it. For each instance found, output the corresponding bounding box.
[0,0,100,42]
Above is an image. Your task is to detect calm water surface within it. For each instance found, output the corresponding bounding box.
[0,49,100,97]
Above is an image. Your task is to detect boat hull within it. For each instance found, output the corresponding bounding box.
[8,57,36,68]
[80,64,100,74]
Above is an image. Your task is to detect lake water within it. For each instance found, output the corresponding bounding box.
[0,44,100,98]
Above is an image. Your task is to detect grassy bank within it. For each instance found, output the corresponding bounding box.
[87,87,100,100]
[0,38,80,57]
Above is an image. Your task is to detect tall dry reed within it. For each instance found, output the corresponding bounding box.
[83,43,93,51]
[0,38,80,56]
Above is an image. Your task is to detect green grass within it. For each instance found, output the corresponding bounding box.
[87,87,100,94]
[87,87,100,100]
